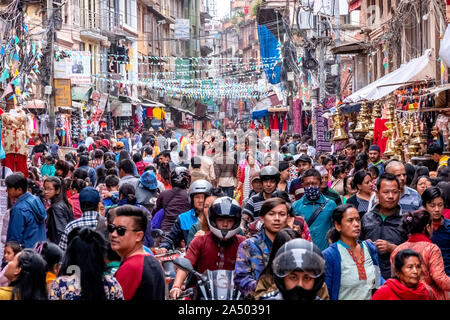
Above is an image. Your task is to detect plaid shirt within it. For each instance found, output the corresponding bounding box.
[59,211,99,251]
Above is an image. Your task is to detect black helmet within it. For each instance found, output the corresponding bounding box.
[207,197,241,240]
[188,179,212,205]
[170,166,191,189]
[260,165,280,183]
[272,239,325,300]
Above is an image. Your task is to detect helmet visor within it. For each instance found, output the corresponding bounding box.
[272,248,325,279]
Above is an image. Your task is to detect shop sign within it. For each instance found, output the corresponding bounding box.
[67,51,91,85]
[54,79,72,107]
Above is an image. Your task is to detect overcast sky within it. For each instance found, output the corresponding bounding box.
[216,0,231,19]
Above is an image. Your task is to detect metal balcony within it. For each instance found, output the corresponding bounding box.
[78,8,123,41]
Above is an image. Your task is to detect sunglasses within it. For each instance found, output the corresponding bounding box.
[107,224,140,236]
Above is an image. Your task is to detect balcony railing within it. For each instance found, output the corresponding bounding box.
[78,8,123,34]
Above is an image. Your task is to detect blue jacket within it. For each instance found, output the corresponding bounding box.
[323,241,385,300]
[431,218,450,276]
[234,229,271,298]
[292,194,336,251]
[161,209,197,250]
[7,192,47,248]
[120,138,130,153]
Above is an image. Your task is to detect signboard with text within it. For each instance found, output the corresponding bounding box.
[54,79,72,107]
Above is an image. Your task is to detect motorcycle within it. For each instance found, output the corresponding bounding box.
[173,257,241,300]
[151,229,182,297]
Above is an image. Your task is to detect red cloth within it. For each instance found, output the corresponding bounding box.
[2,153,28,177]
[373,118,388,155]
[146,107,153,118]
[283,113,288,131]
[70,193,82,220]
[372,279,434,300]
[408,233,433,243]
[443,209,450,220]
[272,114,279,130]
[184,231,246,274]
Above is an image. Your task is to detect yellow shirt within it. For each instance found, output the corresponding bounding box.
[180,137,189,153]
[0,287,13,300]
[439,155,449,169]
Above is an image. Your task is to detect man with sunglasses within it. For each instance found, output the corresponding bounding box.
[110,205,165,300]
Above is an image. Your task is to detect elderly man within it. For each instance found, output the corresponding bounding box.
[367,160,422,213]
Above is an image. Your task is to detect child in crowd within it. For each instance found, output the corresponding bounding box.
[102,175,120,210]
[50,138,60,160]
[41,155,56,177]
[70,179,87,220]
[0,241,23,286]
[33,241,63,292]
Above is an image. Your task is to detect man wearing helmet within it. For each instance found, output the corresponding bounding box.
[260,239,326,300]
[170,197,246,299]
[243,166,289,221]
[156,180,212,253]
[151,167,191,233]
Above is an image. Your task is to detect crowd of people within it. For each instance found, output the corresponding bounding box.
[0,126,449,301]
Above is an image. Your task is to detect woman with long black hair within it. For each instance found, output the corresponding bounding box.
[44,176,74,244]
[49,228,123,300]
[0,249,47,300]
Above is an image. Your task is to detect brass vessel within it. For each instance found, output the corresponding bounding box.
[353,101,370,134]
[332,107,348,141]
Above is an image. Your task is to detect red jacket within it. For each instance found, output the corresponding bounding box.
[185,231,246,274]
[372,279,434,300]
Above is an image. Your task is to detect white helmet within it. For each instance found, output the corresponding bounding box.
[207,197,242,240]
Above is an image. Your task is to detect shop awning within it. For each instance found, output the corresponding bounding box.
[141,98,165,108]
[169,104,195,116]
[331,42,367,55]
[344,49,434,103]
[24,99,46,109]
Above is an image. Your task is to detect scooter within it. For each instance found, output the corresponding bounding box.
[173,257,241,300]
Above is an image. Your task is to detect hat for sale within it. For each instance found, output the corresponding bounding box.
[79,187,101,205]
[250,172,261,183]
[369,145,381,153]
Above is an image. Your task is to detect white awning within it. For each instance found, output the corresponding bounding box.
[344,49,434,103]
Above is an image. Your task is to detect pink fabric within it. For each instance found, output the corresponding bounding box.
[70,193,82,220]
[293,99,302,134]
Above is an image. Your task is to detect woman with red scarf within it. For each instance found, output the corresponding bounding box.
[389,210,450,300]
[372,249,435,300]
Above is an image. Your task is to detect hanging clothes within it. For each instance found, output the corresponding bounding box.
[283,113,288,132]
[39,114,50,135]
[373,118,388,155]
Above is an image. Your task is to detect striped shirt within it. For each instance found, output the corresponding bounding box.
[59,211,100,251]
[243,193,266,219]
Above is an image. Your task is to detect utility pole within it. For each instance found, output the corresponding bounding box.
[46,0,55,143]
[334,0,341,101]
